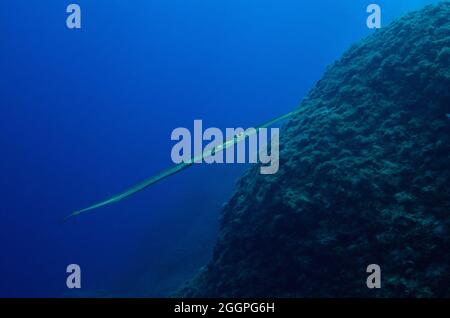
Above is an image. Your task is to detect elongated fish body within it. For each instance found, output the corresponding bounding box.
[66,109,301,220]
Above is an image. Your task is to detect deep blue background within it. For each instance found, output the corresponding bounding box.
[0,0,439,297]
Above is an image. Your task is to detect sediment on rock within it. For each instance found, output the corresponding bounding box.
[178,2,450,298]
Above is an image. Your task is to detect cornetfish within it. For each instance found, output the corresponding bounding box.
[65,108,301,221]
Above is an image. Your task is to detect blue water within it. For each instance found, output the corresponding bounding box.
[0,0,440,297]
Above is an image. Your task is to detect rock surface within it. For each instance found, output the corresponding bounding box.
[179,2,450,297]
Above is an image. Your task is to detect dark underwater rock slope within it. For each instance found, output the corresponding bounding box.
[179,2,450,297]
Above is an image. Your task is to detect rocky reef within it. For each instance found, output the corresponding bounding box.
[179,2,450,297]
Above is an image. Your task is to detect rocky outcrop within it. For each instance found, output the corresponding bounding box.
[179,2,450,297]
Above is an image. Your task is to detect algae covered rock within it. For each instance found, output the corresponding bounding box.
[179,2,450,297]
